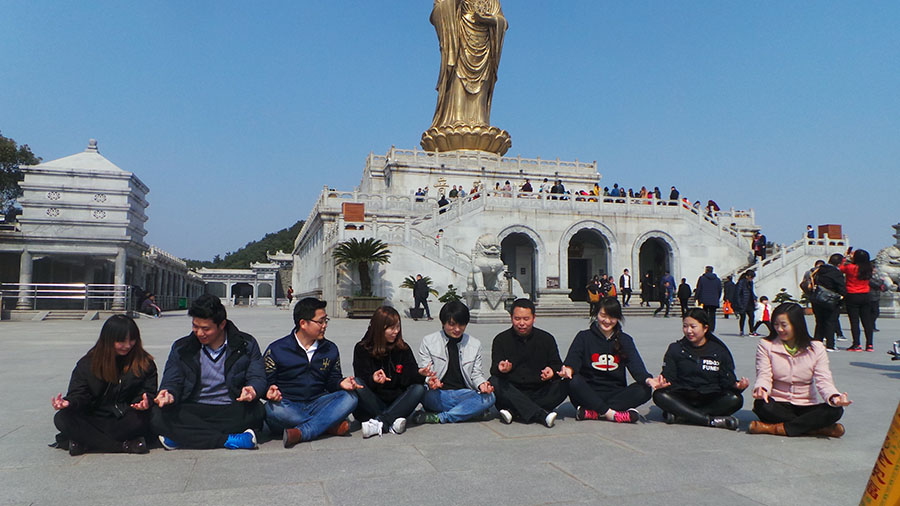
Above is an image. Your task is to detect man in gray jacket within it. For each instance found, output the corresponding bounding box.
[414,301,495,423]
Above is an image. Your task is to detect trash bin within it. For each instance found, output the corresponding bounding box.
[178,297,187,309]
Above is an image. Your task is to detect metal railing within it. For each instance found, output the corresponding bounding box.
[0,283,132,311]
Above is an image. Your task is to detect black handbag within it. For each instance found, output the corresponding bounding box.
[810,268,841,309]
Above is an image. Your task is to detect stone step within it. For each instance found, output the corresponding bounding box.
[43,310,89,321]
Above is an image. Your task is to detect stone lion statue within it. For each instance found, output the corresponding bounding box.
[874,244,900,291]
[468,233,504,291]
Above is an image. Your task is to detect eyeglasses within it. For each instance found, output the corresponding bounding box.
[308,317,330,326]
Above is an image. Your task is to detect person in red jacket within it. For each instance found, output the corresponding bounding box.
[840,248,875,351]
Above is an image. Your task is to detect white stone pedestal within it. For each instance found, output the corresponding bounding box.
[879,293,900,319]
[464,290,512,323]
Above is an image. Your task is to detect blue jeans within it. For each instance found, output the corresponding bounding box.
[421,388,495,423]
[265,391,357,442]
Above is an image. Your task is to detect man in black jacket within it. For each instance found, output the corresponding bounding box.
[489,299,567,427]
[413,274,432,320]
[151,295,266,450]
[695,266,722,332]
[811,255,847,351]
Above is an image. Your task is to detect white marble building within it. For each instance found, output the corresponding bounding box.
[0,140,203,314]
[293,147,849,318]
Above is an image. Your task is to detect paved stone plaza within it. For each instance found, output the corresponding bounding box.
[2,307,897,505]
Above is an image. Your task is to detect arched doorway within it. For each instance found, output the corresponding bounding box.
[568,229,609,301]
[501,233,536,299]
[231,282,254,305]
[638,238,672,291]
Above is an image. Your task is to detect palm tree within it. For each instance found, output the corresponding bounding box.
[333,237,391,296]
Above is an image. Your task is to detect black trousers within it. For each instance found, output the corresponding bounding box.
[703,305,718,333]
[738,310,755,334]
[54,409,150,453]
[151,401,265,449]
[354,383,426,430]
[621,288,632,306]
[679,298,690,318]
[812,302,838,349]
[654,299,671,316]
[653,389,743,426]
[752,399,843,436]
[568,375,651,415]
[752,320,773,335]
[490,375,568,422]
[414,297,431,318]
[845,292,874,348]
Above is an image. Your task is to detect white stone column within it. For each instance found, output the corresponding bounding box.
[113,248,126,310]
[16,250,33,310]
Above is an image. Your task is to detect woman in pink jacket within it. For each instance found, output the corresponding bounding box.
[749,303,852,437]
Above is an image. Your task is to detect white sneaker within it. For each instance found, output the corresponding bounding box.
[361,419,383,438]
[498,409,513,424]
[390,418,407,435]
[544,411,558,428]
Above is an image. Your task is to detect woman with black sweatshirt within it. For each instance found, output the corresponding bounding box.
[560,297,667,423]
[353,306,426,438]
[50,315,157,455]
[653,308,749,430]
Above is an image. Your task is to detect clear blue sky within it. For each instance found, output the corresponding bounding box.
[3,1,898,260]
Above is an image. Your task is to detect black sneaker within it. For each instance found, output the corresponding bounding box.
[709,416,739,430]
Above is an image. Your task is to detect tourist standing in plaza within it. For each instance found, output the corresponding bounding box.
[415,301,495,423]
[152,295,265,450]
[413,274,433,320]
[560,297,667,424]
[51,315,157,455]
[870,274,887,332]
[652,308,748,430]
[640,272,655,307]
[841,248,876,351]
[733,270,757,336]
[489,299,567,427]
[619,268,633,306]
[722,274,736,319]
[352,306,426,438]
[586,275,602,318]
[750,303,851,437]
[677,278,692,318]
[264,297,361,448]
[695,266,722,332]
[806,257,846,351]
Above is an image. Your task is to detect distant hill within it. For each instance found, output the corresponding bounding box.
[185,220,304,269]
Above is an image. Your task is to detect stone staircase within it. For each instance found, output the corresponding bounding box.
[42,310,93,321]
[536,295,686,318]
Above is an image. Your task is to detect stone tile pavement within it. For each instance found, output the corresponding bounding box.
[1,306,897,505]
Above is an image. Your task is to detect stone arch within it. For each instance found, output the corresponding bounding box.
[631,230,680,291]
[498,225,545,300]
[559,220,617,295]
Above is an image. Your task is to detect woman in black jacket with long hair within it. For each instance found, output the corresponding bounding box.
[653,308,749,430]
[353,306,426,437]
[51,315,157,455]
[560,297,666,423]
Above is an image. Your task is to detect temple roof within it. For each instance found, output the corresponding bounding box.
[33,139,127,173]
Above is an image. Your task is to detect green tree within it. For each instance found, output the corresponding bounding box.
[333,237,391,296]
[0,131,40,215]
[438,284,462,303]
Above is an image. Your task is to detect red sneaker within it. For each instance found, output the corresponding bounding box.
[866,345,874,352]
[847,346,863,352]
[613,409,639,423]
[576,406,599,420]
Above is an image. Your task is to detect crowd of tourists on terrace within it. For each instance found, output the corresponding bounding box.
[416,179,728,220]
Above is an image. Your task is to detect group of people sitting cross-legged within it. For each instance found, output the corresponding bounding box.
[50,294,853,456]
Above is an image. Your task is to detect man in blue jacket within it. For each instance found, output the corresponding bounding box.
[265,297,362,448]
[152,295,265,450]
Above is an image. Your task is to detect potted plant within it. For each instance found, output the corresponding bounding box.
[333,237,391,318]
